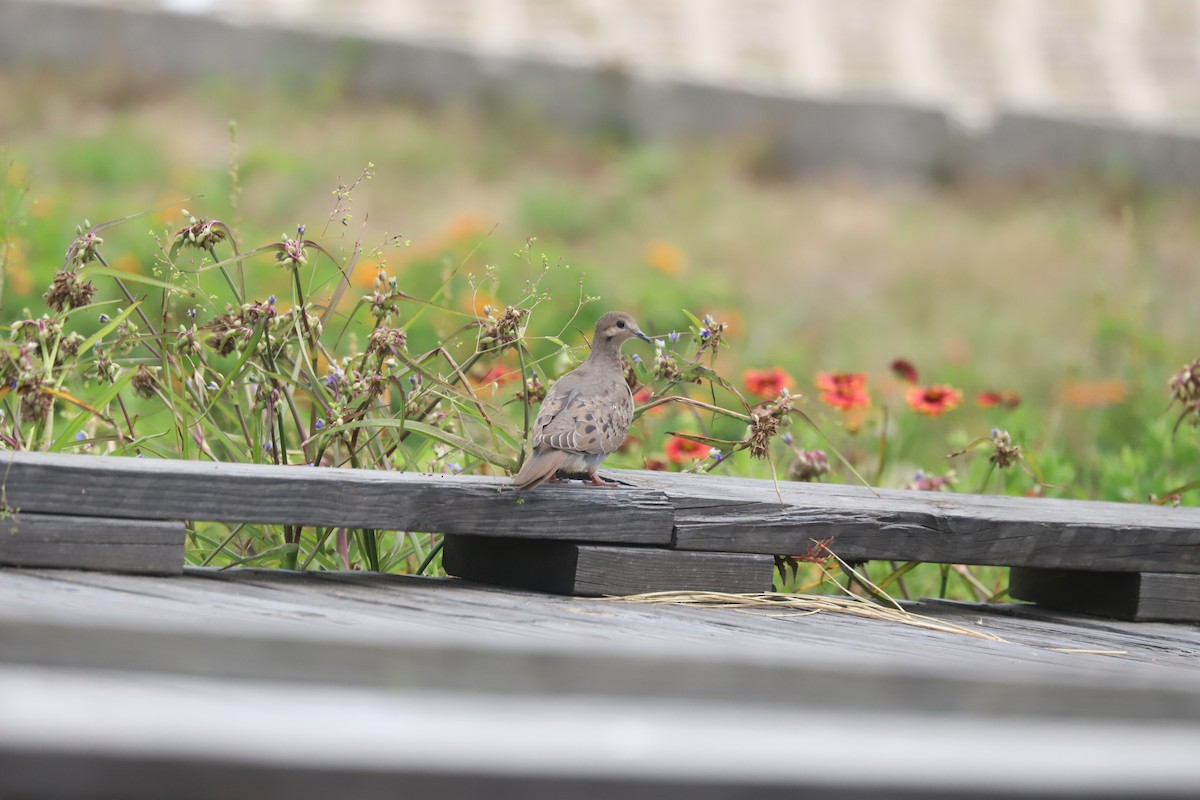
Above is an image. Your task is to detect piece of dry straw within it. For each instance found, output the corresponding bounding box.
[605,590,1006,642]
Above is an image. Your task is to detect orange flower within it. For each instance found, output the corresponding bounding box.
[351,257,383,289]
[30,193,54,220]
[465,290,500,318]
[642,457,668,471]
[3,238,31,296]
[814,371,870,411]
[1060,379,1127,408]
[744,367,794,399]
[976,390,1021,409]
[445,212,488,244]
[113,253,141,274]
[890,358,919,384]
[644,239,685,276]
[907,384,963,417]
[664,436,711,463]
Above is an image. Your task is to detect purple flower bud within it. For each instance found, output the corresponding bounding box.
[315,418,325,430]
[699,328,710,339]
[297,224,306,237]
[632,354,641,363]
[781,433,793,445]
[187,308,196,319]
[669,331,679,343]
[268,295,276,306]
[75,431,86,441]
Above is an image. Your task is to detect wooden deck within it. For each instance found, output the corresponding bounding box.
[3,566,1200,798]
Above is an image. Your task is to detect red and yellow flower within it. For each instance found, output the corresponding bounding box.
[814,372,870,411]
[664,436,711,464]
[743,367,794,399]
[906,384,964,417]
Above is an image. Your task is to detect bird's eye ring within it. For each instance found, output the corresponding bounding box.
[616,320,626,329]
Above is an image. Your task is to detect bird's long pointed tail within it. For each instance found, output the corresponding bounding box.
[513,449,570,490]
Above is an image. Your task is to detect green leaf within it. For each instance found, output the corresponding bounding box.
[79,267,177,293]
[50,368,137,450]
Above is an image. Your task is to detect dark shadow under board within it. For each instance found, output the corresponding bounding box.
[442,535,775,596]
[1009,567,1200,623]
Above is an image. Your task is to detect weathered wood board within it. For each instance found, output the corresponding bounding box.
[442,535,774,595]
[5,567,1200,718]
[0,451,673,544]
[620,470,1200,574]
[6,567,1200,799]
[0,513,184,574]
[1009,567,1200,622]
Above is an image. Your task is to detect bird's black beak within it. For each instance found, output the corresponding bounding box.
[635,330,653,344]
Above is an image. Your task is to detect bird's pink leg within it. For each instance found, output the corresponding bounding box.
[587,472,619,488]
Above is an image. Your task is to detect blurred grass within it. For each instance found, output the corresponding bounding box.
[3,67,1200,594]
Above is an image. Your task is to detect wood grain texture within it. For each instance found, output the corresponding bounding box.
[617,470,1200,573]
[1010,567,1200,622]
[0,451,672,544]
[442,535,774,595]
[0,513,184,574]
[6,567,1200,721]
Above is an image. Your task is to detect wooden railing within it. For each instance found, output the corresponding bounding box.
[2,450,1199,621]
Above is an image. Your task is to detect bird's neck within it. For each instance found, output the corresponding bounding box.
[585,342,623,368]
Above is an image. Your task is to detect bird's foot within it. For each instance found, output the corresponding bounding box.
[586,473,620,488]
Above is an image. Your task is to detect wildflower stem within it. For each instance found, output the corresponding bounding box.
[792,408,879,497]
[199,522,247,567]
[516,345,532,469]
[93,250,164,361]
[206,244,243,306]
[416,538,444,576]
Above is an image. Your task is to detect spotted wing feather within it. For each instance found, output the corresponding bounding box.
[532,377,633,456]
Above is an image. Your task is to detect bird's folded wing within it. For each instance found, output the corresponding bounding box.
[534,384,631,455]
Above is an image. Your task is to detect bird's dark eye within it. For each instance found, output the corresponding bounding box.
[616,320,626,329]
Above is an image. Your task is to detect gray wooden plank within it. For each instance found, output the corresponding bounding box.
[5,665,1200,800]
[0,514,184,574]
[0,451,672,544]
[1010,567,1200,622]
[5,568,1200,722]
[913,598,1200,661]
[618,470,1200,573]
[442,535,774,595]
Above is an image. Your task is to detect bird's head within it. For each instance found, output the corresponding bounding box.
[593,311,653,351]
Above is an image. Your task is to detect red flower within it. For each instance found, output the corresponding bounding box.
[976,390,1021,409]
[744,367,794,399]
[642,457,668,471]
[473,365,516,388]
[633,387,664,415]
[814,371,870,411]
[906,384,963,417]
[890,358,919,384]
[664,436,711,464]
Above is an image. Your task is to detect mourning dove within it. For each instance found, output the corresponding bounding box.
[514,311,652,489]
